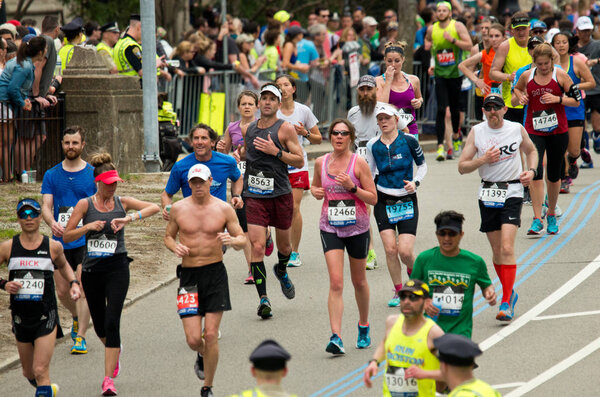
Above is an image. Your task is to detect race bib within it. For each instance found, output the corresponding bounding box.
[237,161,246,175]
[479,182,508,208]
[248,170,274,195]
[385,366,418,396]
[432,285,464,316]
[177,286,199,316]
[328,200,356,227]
[397,108,414,125]
[386,199,414,224]
[532,109,558,132]
[436,49,455,66]
[356,141,368,159]
[87,235,117,257]
[58,206,83,228]
[14,271,45,301]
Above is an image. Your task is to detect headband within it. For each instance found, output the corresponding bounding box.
[437,1,452,11]
[385,46,404,55]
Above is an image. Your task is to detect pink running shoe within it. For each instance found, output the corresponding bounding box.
[102,376,117,396]
[112,345,122,378]
[265,230,274,256]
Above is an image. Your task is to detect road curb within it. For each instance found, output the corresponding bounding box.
[0,274,177,374]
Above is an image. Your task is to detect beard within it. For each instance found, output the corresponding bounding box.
[64,149,82,160]
[358,94,377,116]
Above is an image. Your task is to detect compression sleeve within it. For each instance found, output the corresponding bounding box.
[414,162,428,183]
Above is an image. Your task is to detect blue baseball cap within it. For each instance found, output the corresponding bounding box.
[17,198,41,213]
[531,20,547,30]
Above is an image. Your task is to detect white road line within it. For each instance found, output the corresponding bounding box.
[491,382,525,389]
[532,310,600,321]
[479,256,600,351]
[504,336,600,397]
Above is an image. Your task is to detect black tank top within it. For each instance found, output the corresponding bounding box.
[8,235,56,319]
[243,118,292,198]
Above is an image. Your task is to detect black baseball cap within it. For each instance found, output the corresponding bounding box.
[483,94,504,107]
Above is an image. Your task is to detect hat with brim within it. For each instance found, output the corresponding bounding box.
[363,16,378,26]
[187,164,212,181]
[483,94,504,107]
[250,339,291,371]
[375,103,398,117]
[357,75,376,88]
[260,85,282,101]
[436,218,462,233]
[17,198,41,214]
[399,279,430,298]
[576,16,593,31]
[101,21,120,33]
[511,16,530,29]
[95,169,124,184]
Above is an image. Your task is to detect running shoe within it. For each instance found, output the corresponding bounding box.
[265,230,274,256]
[453,139,462,155]
[388,291,401,307]
[559,179,570,194]
[446,149,454,160]
[70,317,78,341]
[200,387,214,397]
[287,251,302,267]
[436,146,445,161]
[592,131,600,154]
[366,249,377,270]
[257,297,273,319]
[326,334,346,355]
[496,302,513,321]
[112,345,122,378]
[580,148,593,168]
[71,336,87,354]
[272,265,295,299]
[356,323,371,349]
[580,160,594,169]
[568,157,579,179]
[509,290,519,317]
[101,377,117,396]
[541,200,563,219]
[244,272,254,284]
[547,214,559,235]
[51,384,59,396]
[194,353,205,380]
[523,187,532,205]
[527,218,544,235]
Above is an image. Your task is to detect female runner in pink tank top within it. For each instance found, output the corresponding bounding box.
[310,119,377,355]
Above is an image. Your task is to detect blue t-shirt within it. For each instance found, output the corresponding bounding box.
[165,152,241,201]
[41,162,96,249]
[296,39,319,82]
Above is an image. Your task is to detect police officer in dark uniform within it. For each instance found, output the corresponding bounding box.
[0,198,81,396]
[434,334,501,397]
[230,339,296,397]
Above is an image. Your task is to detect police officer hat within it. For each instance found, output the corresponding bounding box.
[250,339,291,371]
[61,17,84,33]
[434,334,482,367]
[100,21,120,33]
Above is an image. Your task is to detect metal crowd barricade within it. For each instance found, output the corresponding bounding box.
[0,96,66,183]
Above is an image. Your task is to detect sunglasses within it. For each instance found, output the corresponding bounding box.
[331,130,351,136]
[437,230,459,237]
[483,104,503,111]
[18,209,40,219]
[532,29,546,34]
[399,293,421,301]
[527,42,540,50]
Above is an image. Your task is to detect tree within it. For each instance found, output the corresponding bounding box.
[60,0,140,28]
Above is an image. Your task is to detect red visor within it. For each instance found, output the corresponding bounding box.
[94,170,124,184]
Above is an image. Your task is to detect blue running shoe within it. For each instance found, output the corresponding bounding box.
[272,265,295,299]
[326,334,345,355]
[71,336,88,354]
[509,290,519,317]
[287,252,302,267]
[356,324,371,349]
[547,215,559,235]
[592,131,600,154]
[496,302,513,321]
[388,292,400,307]
[527,218,544,235]
[257,297,273,319]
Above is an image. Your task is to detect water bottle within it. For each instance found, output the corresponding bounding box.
[431,300,443,322]
[21,170,28,184]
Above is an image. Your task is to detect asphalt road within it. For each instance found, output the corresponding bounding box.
[1,151,599,397]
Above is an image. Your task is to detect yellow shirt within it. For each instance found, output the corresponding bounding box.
[502,37,531,109]
[448,378,501,397]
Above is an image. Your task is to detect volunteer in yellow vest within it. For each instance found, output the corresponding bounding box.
[113,14,144,77]
[97,21,119,74]
[489,12,532,123]
[435,334,501,397]
[364,280,444,396]
[425,1,473,162]
[230,339,297,397]
[58,17,85,73]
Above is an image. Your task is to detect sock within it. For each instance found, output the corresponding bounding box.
[494,264,516,304]
[276,251,290,277]
[394,284,403,294]
[35,385,52,397]
[29,378,37,387]
[567,154,580,164]
[407,267,413,276]
[201,386,212,393]
[359,321,369,327]
[251,261,267,297]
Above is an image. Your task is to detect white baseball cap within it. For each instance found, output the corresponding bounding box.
[375,103,398,117]
[576,16,593,31]
[260,85,282,101]
[187,163,212,181]
[363,16,378,26]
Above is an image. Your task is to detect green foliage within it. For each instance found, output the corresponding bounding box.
[60,0,140,27]
[0,229,19,240]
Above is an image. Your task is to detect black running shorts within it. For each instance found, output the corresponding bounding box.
[479,197,523,232]
[178,262,231,318]
[12,308,63,344]
[320,230,370,259]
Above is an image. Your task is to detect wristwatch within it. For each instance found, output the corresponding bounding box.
[305,130,311,139]
[276,149,283,159]
[414,180,421,187]
[529,168,538,178]
[350,185,358,193]
[70,279,81,286]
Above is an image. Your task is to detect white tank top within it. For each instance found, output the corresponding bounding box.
[473,120,524,199]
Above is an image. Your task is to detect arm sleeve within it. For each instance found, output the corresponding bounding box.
[407,134,426,166]
[124,45,143,72]
[414,162,428,183]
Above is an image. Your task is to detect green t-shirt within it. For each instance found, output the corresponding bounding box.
[411,247,492,338]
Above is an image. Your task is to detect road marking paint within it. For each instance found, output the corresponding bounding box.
[491,382,526,389]
[532,310,600,321]
[504,336,600,397]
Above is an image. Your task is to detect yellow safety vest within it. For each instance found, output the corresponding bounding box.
[96,41,113,58]
[113,35,141,76]
[230,388,298,397]
[58,44,75,72]
[158,101,177,124]
[448,378,501,397]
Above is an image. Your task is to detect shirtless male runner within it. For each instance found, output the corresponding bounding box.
[164,164,246,397]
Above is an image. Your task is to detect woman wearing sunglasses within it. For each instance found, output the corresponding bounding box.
[310,119,377,355]
[63,152,159,395]
[365,104,427,308]
[0,198,81,396]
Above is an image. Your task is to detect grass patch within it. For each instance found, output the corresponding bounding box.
[0,229,19,239]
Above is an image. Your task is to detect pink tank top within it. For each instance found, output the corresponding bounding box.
[319,153,369,237]
[384,72,418,135]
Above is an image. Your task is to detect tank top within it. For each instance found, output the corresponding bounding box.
[243,119,292,198]
[8,235,56,320]
[564,55,585,121]
[319,153,369,237]
[502,38,531,109]
[228,120,245,149]
[82,196,128,270]
[431,20,462,78]
[383,316,439,397]
[478,47,501,96]
[525,67,568,136]
[384,72,419,135]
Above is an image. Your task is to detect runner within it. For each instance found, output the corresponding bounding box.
[512,43,580,235]
[347,74,384,270]
[63,152,160,396]
[366,104,427,308]
[164,163,246,397]
[363,280,444,396]
[275,74,322,267]
[458,94,538,321]
[466,17,494,121]
[41,126,95,354]
[310,119,377,354]
[240,83,304,319]
[0,198,81,397]
[552,31,596,192]
[411,210,496,338]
